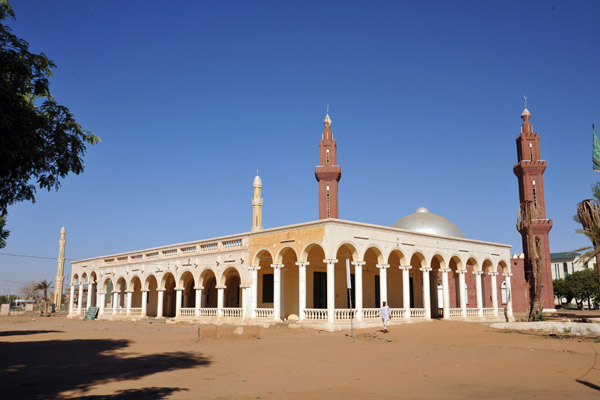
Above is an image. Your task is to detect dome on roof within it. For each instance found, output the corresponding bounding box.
[392,207,465,238]
[253,174,262,187]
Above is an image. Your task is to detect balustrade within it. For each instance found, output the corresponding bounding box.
[362,308,380,319]
[390,308,406,318]
[222,307,242,318]
[334,309,356,319]
[103,307,113,314]
[130,308,142,316]
[223,239,243,248]
[81,308,87,315]
[304,308,328,320]
[449,308,462,317]
[482,308,495,316]
[197,308,218,317]
[181,246,197,254]
[410,308,426,318]
[201,243,218,252]
[179,308,195,317]
[466,308,480,316]
[255,308,274,318]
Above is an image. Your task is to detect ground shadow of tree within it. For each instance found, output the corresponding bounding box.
[0,337,210,399]
[0,330,63,337]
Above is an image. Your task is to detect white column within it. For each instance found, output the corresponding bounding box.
[87,282,95,309]
[241,287,249,318]
[112,292,118,315]
[352,261,365,320]
[77,282,84,314]
[296,262,309,321]
[271,264,284,321]
[157,289,165,318]
[97,293,105,315]
[69,284,75,314]
[249,266,260,319]
[324,258,337,324]
[216,286,225,317]
[421,267,432,319]
[195,287,203,317]
[503,273,514,319]
[474,270,484,317]
[440,268,450,319]
[458,270,467,317]
[141,290,148,317]
[175,288,183,317]
[489,272,499,316]
[400,266,411,320]
[377,264,390,305]
[95,285,101,309]
[126,291,132,316]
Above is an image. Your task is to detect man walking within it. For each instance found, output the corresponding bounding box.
[379,301,391,333]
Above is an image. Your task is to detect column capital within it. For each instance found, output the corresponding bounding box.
[174,287,185,291]
[125,290,134,294]
[420,267,432,272]
[295,261,310,267]
[156,288,166,292]
[439,268,451,273]
[323,258,338,265]
[141,289,149,293]
[376,264,390,269]
[351,260,366,267]
[240,284,251,289]
[473,270,484,276]
[270,264,285,270]
[248,266,261,271]
[215,285,227,290]
[399,265,412,271]
[488,271,499,276]
[456,269,467,275]
[502,272,513,277]
[194,286,205,290]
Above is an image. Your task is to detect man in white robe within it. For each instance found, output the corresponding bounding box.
[379,301,391,333]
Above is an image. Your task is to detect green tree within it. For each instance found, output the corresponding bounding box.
[564,269,599,309]
[553,278,574,306]
[0,0,99,244]
[0,216,8,248]
[35,280,52,313]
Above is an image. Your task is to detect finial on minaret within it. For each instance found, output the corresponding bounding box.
[324,104,332,127]
[521,95,531,121]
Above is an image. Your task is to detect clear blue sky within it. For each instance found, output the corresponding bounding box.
[1,0,599,294]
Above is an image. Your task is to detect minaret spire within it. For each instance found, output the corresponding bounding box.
[252,172,263,232]
[513,105,554,311]
[53,226,66,307]
[315,110,341,219]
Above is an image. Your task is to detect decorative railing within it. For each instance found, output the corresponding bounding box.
[256,308,274,318]
[363,308,380,319]
[130,308,142,316]
[222,307,242,318]
[146,252,159,258]
[197,308,218,317]
[130,255,143,261]
[466,308,480,316]
[449,308,463,317]
[201,243,218,252]
[223,239,243,248]
[162,249,177,256]
[305,308,327,320]
[410,308,426,318]
[179,308,195,317]
[483,308,496,316]
[103,307,113,314]
[181,246,197,254]
[115,308,127,315]
[391,308,406,318]
[80,308,87,315]
[334,309,356,319]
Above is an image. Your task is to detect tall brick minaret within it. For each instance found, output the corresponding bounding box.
[315,112,341,219]
[513,105,555,310]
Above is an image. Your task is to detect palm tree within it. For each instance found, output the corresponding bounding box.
[574,199,600,287]
[36,280,53,314]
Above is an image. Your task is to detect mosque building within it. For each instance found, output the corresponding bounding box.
[67,107,553,329]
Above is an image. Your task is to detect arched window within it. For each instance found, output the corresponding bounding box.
[326,149,330,165]
[529,142,533,161]
[501,281,507,304]
[532,180,538,214]
[437,283,443,309]
[326,185,330,218]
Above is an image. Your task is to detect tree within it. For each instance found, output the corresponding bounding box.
[553,278,574,305]
[0,1,99,243]
[0,215,8,248]
[573,182,600,287]
[517,200,544,320]
[564,269,599,309]
[35,280,52,313]
[19,281,40,301]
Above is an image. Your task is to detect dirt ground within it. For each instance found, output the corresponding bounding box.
[0,315,599,399]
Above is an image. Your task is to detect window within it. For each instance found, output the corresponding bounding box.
[529,142,533,161]
[501,281,507,304]
[326,185,330,218]
[465,283,469,305]
[532,180,537,214]
[326,149,330,165]
[563,262,568,277]
[262,274,274,303]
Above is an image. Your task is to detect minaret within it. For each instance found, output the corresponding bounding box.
[53,226,66,307]
[252,172,263,232]
[513,105,554,310]
[314,112,341,219]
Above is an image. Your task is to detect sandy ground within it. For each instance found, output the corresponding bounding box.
[1,315,599,399]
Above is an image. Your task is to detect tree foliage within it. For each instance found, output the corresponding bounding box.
[19,280,40,300]
[0,1,99,240]
[573,182,600,287]
[554,270,600,309]
[35,279,52,313]
[0,215,8,248]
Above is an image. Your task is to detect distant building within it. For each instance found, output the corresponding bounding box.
[550,252,595,280]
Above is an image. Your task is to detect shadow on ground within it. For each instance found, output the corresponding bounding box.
[0,330,64,337]
[0,334,210,399]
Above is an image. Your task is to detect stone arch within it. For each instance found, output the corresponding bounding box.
[498,260,509,274]
[482,259,495,273]
[448,256,462,308]
[252,248,274,267]
[407,252,426,308]
[387,250,408,308]
[334,241,359,261]
[300,241,324,263]
[200,269,218,308]
[100,277,114,308]
[160,272,176,317]
[363,245,384,265]
[129,275,143,309]
[466,257,480,272]
[362,246,384,308]
[335,243,358,309]
[115,276,127,309]
[465,257,480,307]
[387,249,408,267]
[303,242,327,309]
[277,246,300,319]
[71,273,80,285]
[144,274,159,317]
[430,254,446,317]
[179,270,196,309]
[276,246,298,264]
[222,267,242,308]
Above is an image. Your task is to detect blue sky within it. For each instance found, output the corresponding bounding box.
[1,0,599,294]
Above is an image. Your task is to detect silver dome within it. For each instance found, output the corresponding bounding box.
[392,207,465,238]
